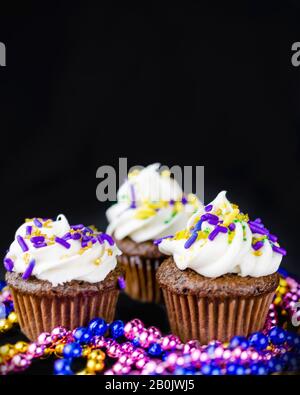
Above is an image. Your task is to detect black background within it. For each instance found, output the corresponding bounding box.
[1,0,300,281]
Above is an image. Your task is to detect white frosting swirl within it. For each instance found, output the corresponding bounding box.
[106,163,201,242]
[158,191,284,278]
[5,215,121,286]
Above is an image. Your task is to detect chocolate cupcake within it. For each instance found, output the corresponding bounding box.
[106,163,200,303]
[4,215,123,341]
[156,191,286,343]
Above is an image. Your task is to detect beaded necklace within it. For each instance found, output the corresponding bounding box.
[0,269,299,375]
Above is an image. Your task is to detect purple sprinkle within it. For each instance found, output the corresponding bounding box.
[272,245,287,256]
[26,225,32,235]
[30,236,45,244]
[218,226,228,233]
[97,233,115,246]
[55,237,71,249]
[153,235,174,246]
[62,233,72,241]
[207,213,219,225]
[194,220,203,231]
[184,232,198,249]
[22,259,35,280]
[82,235,92,242]
[228,223,236,231]
[249,223,269,236]
[254,218,262,223]
[208,228,219,241]
[205,204,213,212]
[17,235,29,252]
[71,224,84,230]
[205,213,219,221]
[33,218,42,228]
[248,220,264,229]
[72,232,81,240]
[91,237,98,244]
[252,241,264,251]
[83,227,94,234]
[169,199,175,206]
[208,225,228,241]
[81,240,89,248]
[181,196,188,205]
[268,234,278,243]
[4,258,14,272]
[118,276,126,290]
[33,242,47,249]
[130,184,136,209]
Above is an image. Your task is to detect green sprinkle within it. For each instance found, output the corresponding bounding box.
[164,211,177,224]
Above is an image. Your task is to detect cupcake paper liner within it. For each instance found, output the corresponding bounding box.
[162,288,275,343]
[10,287,119,341]
[118,254,165,303]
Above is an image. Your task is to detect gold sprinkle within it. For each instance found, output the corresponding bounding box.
[174,229,190,240]
[223,208,240,226]
[23,253,31,264]
[134,207,156,220]
[236,213,249,222]
[191,216,200,227]
[128,169,140,179]
[78,246,89,255]
[174,202,183,212]
[107,249,113,256]
[94,258,101,265]
[196,231,208,240]
[161,170,171,177]
[187,194,197,204]
[43,219,53,228]
[228,231,236,244]
[88,225,99,233]
[252,250,262,256]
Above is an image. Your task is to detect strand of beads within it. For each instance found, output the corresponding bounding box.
[102,319,300,375]
[275,270,300,327]
[0,281,18,334]
[0,270,299,375]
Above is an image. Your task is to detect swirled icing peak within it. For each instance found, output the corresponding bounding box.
[157,191,286,278]
[4,215,121,286]
[106,163,201,243]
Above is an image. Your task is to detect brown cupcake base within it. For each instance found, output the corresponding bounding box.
[6,266,123,341]
[162,289,275,343]
[117,254,164,303]
[11,288,119,341]
[157,258,279,343]
[115,237,166,304]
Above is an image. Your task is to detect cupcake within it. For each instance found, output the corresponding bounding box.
[106,163,201,303]
[156,191,286,343]
[4,214,123,341]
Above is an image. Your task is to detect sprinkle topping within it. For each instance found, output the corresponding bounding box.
[55,237,71,249]
[17,235,29,252]
[173,194,286,257]
[4,258,14,272]
[22,259,36,280]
